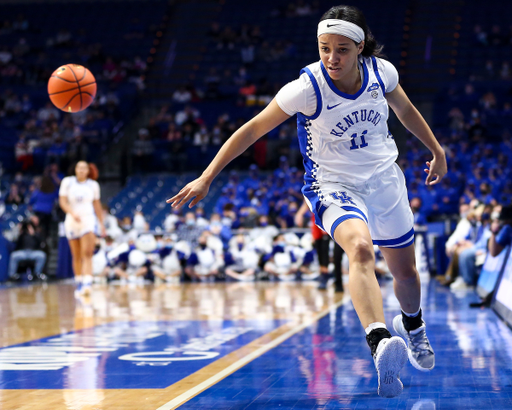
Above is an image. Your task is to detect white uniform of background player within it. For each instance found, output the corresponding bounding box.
[59,176,100,240]
[59,161,105,296]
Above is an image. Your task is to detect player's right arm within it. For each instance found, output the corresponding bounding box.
[59,196,80,222]
[167,99,291,209]
[58,177,80,222]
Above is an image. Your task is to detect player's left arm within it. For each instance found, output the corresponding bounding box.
[386,84,447,185]
[93,199,106,236]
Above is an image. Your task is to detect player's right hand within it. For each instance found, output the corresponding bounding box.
[72,213,81,223]
[167,177,210,209]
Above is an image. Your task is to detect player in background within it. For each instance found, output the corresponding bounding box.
[59,161,105,296]
[295,200,344,291]
[168,4,446,398]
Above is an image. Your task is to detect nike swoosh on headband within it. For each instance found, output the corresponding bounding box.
[327,103,342,110]
[326,24,340,28]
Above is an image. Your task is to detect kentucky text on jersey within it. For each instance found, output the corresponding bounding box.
[330,109,383,137]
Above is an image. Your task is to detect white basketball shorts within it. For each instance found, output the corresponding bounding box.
[304,163,415,248]
[64,214,97,240]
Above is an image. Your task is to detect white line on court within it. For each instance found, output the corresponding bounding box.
[157,296,349,410]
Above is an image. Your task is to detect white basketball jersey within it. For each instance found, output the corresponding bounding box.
[298,57,398,192]
[59,176,100,216]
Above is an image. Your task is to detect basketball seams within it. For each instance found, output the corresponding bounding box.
[49,86,80,96]
[66,64,83,111]
[78,81,97,88]
[78,66,87,82]
[60,93,81,111]
[50,75,77,84]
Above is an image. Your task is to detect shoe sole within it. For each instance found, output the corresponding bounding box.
[393,316,435,372]
[375,336,408,398]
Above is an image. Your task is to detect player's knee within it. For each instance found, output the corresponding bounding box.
[82,249,94,259]
[392,265,418,282]
[349,239,374,264]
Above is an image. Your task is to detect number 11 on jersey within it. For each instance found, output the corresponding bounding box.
[349,130,368,150]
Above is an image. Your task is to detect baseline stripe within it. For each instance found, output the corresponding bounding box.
[157,297,348,410]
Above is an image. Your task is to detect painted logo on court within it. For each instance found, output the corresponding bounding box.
[0,321,283,389]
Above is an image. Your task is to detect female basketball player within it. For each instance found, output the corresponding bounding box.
[168,5,446,397]
[59,161,105,296]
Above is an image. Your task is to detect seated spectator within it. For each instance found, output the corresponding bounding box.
[194,207,209,228]
[164,208,182,232]
[185,231,224,281]
[295,0,312,16]
[450,206,493,290]
[489,205,512,257]
[92,236,113,281]
[172,86,192,103]
[500,62,511,80]
[176,212,204,247]
[473,24,487,46]
[224,234,259,281]
[8,220,46,280]
[112,251,151,282]
[151,235,186,283]
[101,204,122,240]
[14,135,34,171]
[263,234,300,281]
[5,183,24,205]
[37,102,60,122]
[207,21,222,43]
[439,203,478,285]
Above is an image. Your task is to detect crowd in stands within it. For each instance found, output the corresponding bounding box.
[2,6,512,295]
[132,104,300,173]
[437,201,512,292]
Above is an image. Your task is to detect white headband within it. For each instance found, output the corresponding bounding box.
[317,19,365,43]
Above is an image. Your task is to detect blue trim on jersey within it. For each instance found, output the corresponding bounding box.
[341,206,368,224]
[302,187,325,231]
[317,202,329,221]
[371,57,386,94]
[298,113,324,230]
[320,60,369,100]
[300,67,322,120]
[373,227,415,246]
[330,214,365,238]
[376,236,415,249]
[297,113,315,185]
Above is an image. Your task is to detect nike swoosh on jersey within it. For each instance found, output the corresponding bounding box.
[326,103,342,110]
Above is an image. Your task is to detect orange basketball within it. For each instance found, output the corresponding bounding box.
[48,64,97,113]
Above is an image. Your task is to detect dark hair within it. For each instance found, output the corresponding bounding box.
[40,175,56,194]
[320,5,384,58]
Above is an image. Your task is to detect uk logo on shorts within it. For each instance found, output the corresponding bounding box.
[331,191,356,205]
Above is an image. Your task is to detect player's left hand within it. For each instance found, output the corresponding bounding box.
[424,151,447,185]
[167,176,211,209]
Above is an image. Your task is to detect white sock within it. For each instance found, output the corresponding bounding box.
[75,276,83,284]
[365,322,387,335]
[83,275,93,285]
[402,307,421,317]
